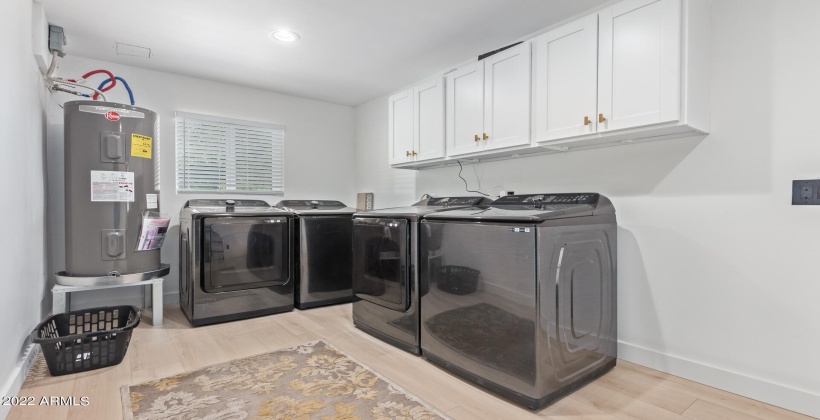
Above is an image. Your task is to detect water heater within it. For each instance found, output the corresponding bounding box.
[57,101,169,285]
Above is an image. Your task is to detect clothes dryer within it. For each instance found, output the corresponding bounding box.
[275,200,356,309]
[179,199,293,326]
[420,193,617,409]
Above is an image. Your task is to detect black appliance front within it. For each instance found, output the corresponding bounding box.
[418,212,617,409]
[352,218,409,311]
[420,220,539,396]
[178,226,192,316]
[188,215,294,326]
[296,216,354,308]
[351,217,420,353]
[203,217,289,292]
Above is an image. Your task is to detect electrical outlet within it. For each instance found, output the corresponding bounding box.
[792,180,820,205]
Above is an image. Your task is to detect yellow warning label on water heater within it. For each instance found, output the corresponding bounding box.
[131,134,152,158]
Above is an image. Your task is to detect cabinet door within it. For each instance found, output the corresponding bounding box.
[597,0,681,132]
[483,42,531,151]
[414,77,445,161]
[446,62,485,157]
[533,15,598,141]
[388,89,415,165]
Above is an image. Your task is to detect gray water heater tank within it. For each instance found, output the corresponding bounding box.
[62,101,161,278]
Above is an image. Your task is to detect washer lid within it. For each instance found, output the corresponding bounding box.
[275,200,356,215]
[353,196,492,219]
[424,193,613,222]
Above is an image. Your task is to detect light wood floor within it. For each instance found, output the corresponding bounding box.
[10,304,815,420]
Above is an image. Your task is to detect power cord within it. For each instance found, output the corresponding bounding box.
[457,161,490,196]
[472,162,482,192]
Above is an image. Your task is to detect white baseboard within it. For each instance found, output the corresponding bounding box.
[0,340,40,420]
[618,341,820,418]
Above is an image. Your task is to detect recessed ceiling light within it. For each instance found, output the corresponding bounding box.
[269,29,300,42]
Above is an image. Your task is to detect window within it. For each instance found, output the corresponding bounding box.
[175,112,285,194]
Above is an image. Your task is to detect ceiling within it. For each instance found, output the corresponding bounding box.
[41,0,610,107]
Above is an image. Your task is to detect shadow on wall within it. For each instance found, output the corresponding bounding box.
[616,226,663,353]
[416,136,708,198]
[44,98,65,318]
[161,224,181,302]
[617,218,782,368]
[38,81,52,321]
[377,166,418,206]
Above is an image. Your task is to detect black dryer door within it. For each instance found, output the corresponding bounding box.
[301,216,353,293]
[352,218,409,311]
[203,216,289,293]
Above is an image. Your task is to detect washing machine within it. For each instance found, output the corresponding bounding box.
[179,199,294,326]
[351,196,492,354]
[275,200,356,309]
[419,193,617,409]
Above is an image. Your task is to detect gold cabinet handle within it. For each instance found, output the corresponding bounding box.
[406,150,411,157]
[474,134,480,142]
[599,113,606,123]
[584,116,591,126]
[412,150,417,156]
[483,133,489,140]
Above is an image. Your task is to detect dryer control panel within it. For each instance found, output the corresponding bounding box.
[186,199,270,207]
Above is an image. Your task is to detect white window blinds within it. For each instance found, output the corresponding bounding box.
[175,112,285,194]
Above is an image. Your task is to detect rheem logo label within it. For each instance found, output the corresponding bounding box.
[105,111,120,121]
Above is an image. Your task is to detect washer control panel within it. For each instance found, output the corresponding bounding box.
[427,196,488,206]
[493,193,599,206]
[278,200,346,208]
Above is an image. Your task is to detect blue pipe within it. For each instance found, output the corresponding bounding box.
[97,76,134,105]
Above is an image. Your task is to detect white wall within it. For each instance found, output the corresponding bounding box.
[47,56,356,308]
[0,0,50,415]
[353,0,820,416]
[354,97,417,208]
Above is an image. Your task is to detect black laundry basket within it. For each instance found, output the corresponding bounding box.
[437,266,480,295]
[32,305,140,376]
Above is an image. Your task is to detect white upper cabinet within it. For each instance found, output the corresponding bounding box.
[533,15,599,141]
[447,62,485,156]
[414,78,445,162]
[388,89,414,165]
[597,0,681,132]
[534,0,709,148]
[483,43,531,150]
[388,77,445,165]
[391,0,709,169]
[447,42,531,157]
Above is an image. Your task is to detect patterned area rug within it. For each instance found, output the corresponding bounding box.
[122,340,448,419]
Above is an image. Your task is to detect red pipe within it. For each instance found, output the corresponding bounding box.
[82,69,116,100]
